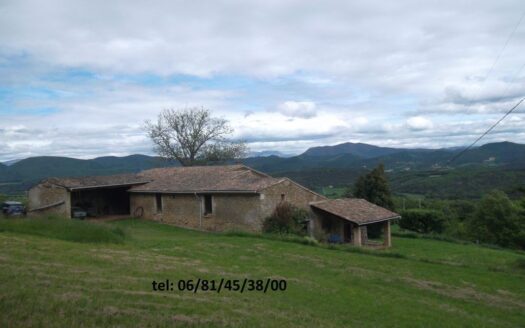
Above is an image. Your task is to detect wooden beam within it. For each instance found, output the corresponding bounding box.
[352,225,362,246]
[383,220,391,247]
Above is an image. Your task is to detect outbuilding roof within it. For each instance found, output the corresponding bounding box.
[37,165,284,193]
[43,173,150,190]
[310,198,400,225]
[129,164,282,193]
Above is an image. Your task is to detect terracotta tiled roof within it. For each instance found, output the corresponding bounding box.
[310,198,400,225]
[129,164,282,193]
[45,173,150,190]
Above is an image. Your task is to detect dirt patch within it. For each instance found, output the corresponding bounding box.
[207,242,238,249]
[57,291,83,302]
[102,305,150,316]
[404,277,525,310]
[89,248,202,269]
[97,288,216,304]
[172,314,196,323]
[418,299,469,316]
[284,253,329,267]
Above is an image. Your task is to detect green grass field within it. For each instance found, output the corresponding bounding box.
[1,218,525,327]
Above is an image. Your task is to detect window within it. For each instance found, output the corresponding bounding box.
[156,194,162,213]
[280,193,286,201]
[203,195,213,215]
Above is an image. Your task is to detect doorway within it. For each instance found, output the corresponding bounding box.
[343,223,352,243]
[71,186,131,217]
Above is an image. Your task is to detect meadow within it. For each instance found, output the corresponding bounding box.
[1,217,525,327]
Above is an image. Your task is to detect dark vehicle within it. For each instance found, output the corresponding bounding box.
[71,207,87,219]
[1,201,26,217]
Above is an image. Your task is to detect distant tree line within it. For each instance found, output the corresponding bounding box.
[349,164,525,250]
[398,190,525,249]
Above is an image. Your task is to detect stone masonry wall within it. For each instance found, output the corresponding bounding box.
[129,193,158,220]
[28,182,71,217]
[259,179,324,216]
[130,193,261,232]
[260,179,325,232]
[129,179,325,233]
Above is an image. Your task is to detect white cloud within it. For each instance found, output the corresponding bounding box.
[406,116,433,131]
[353,116,369,126]
[277,101,317,118]
[2,0,524,86]
[1,0,525,160]
[232,111,347,141]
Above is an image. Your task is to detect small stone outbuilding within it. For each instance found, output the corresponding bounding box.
[27,174,150,218]
[28,164,400,247]
[310,198,400,247]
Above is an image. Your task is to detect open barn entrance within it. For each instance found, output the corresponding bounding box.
[310,198,400,248]
[71,186,131,217]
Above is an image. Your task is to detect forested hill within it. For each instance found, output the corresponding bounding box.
[302,142,409,158]
[1,141,524,198]
[0,155,179,193]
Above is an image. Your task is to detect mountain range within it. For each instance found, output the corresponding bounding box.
[1,141,524,198]
[302,142,411,158]
[245,141,525,172]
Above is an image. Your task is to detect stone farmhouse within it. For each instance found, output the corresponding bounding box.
[28,164,400,247]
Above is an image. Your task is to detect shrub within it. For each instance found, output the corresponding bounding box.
[262,202,309,235]
[466,190,524,248]
[515,231,525,250]
[302,236,319,246]
[313,229,329,243]
[399,209,445,234]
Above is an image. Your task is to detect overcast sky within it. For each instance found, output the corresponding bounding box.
[1,0,525,161]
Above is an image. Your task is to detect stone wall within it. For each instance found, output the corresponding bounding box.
[28,182,71,217]
[161,194,201,228]
[310,208,347,241]
[260,179,325,234]
[129,179,325,233]
[129,193,261,231]
[260,179,325,216]
[210,194,261,231]
[129,193,158,220]
[310,206,373,244]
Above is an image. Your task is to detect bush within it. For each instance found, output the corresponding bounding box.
[0,216,126,244]
[466,190,524,248]
[302,236,319,246]
[262,202,309,235]
[313,229,329,243]
[399,209,445,234]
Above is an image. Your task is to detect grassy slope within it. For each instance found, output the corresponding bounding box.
[1,219,525,327]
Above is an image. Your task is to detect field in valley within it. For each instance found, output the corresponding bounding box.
[1,218,525,327]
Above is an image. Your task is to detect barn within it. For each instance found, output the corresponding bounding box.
[28,164,399,247]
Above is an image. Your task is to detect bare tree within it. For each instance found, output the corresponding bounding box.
[145,107,247,166]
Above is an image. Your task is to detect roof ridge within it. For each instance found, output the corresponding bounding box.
[129,164,277,193]
[235,164,273,178]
